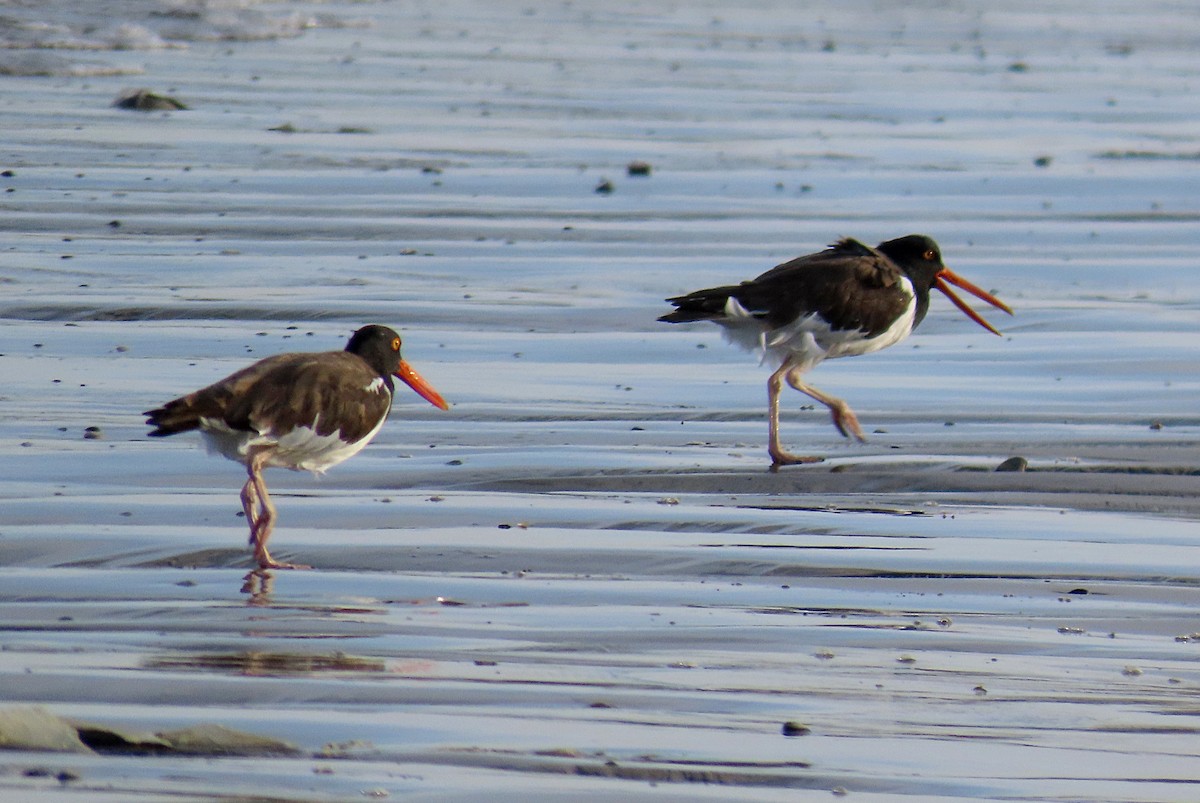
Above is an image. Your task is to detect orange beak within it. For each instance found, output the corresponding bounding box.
[934,268,1014,336]
[395,360,449,410]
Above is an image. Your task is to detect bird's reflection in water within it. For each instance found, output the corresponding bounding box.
[241,569,274,606]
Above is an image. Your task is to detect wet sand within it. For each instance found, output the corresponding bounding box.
[1,0,1199,800]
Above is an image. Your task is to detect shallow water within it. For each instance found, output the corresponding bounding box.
[1,0,1199,800]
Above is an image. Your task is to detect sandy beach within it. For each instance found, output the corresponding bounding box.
[1,0,1199,799]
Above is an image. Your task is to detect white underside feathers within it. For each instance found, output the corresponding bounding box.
[198,410,388,474]
[714,280,917,370]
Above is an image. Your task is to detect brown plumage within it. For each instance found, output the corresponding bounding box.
[147,351,394,447]
[145,325,449,570]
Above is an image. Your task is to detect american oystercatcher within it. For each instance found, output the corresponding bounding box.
[145,325,449,569]
[659,235,1012,467]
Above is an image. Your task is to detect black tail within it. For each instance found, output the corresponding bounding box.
[144,399,201,437]
[658,285,741,323]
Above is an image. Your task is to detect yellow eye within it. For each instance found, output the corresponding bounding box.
[391,337,401,351]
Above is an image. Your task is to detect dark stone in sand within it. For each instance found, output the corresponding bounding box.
[626,160,652,176]
[781,721,810,736]
[113,89,188,112]
[995,456,1028,472]
[594,178,614,194]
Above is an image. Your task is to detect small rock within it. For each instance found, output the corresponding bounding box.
[1122,665,1143,676]
[83,426,103,440]
[594,178,614,194]
[995,456,1028,472]
[781,721,810,736]
[1149,420,1164,430]
[113,89,187,112]
[626,160,652,176]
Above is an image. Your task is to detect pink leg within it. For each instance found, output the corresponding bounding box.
[766,361,825,468]
[243,451,310,571]
[240,477,259,533]
[784,364,867,443]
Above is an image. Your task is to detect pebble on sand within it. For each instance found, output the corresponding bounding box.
[113,89,188,112]
[995,456,1028,472]
[781,721,811,736]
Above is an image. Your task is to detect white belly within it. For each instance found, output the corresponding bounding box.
[198,411,387,474]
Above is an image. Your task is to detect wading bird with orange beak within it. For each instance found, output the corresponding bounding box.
[659,235,1012,468]
[145,325,449,569]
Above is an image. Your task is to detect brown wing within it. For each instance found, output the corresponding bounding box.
[145,353,307,437]
[145,351,392,443]
[661,238,911,337]
[225,352,392,442]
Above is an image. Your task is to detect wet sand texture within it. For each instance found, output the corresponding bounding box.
[1,1,1199,800]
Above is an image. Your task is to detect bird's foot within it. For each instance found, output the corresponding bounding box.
[769,450,825,471]
[257,557,312,571]
[831,407,867,443]
[253,546,310,571]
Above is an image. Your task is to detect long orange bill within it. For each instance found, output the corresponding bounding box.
[934,268,1014,336]
[395,360,450,410]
